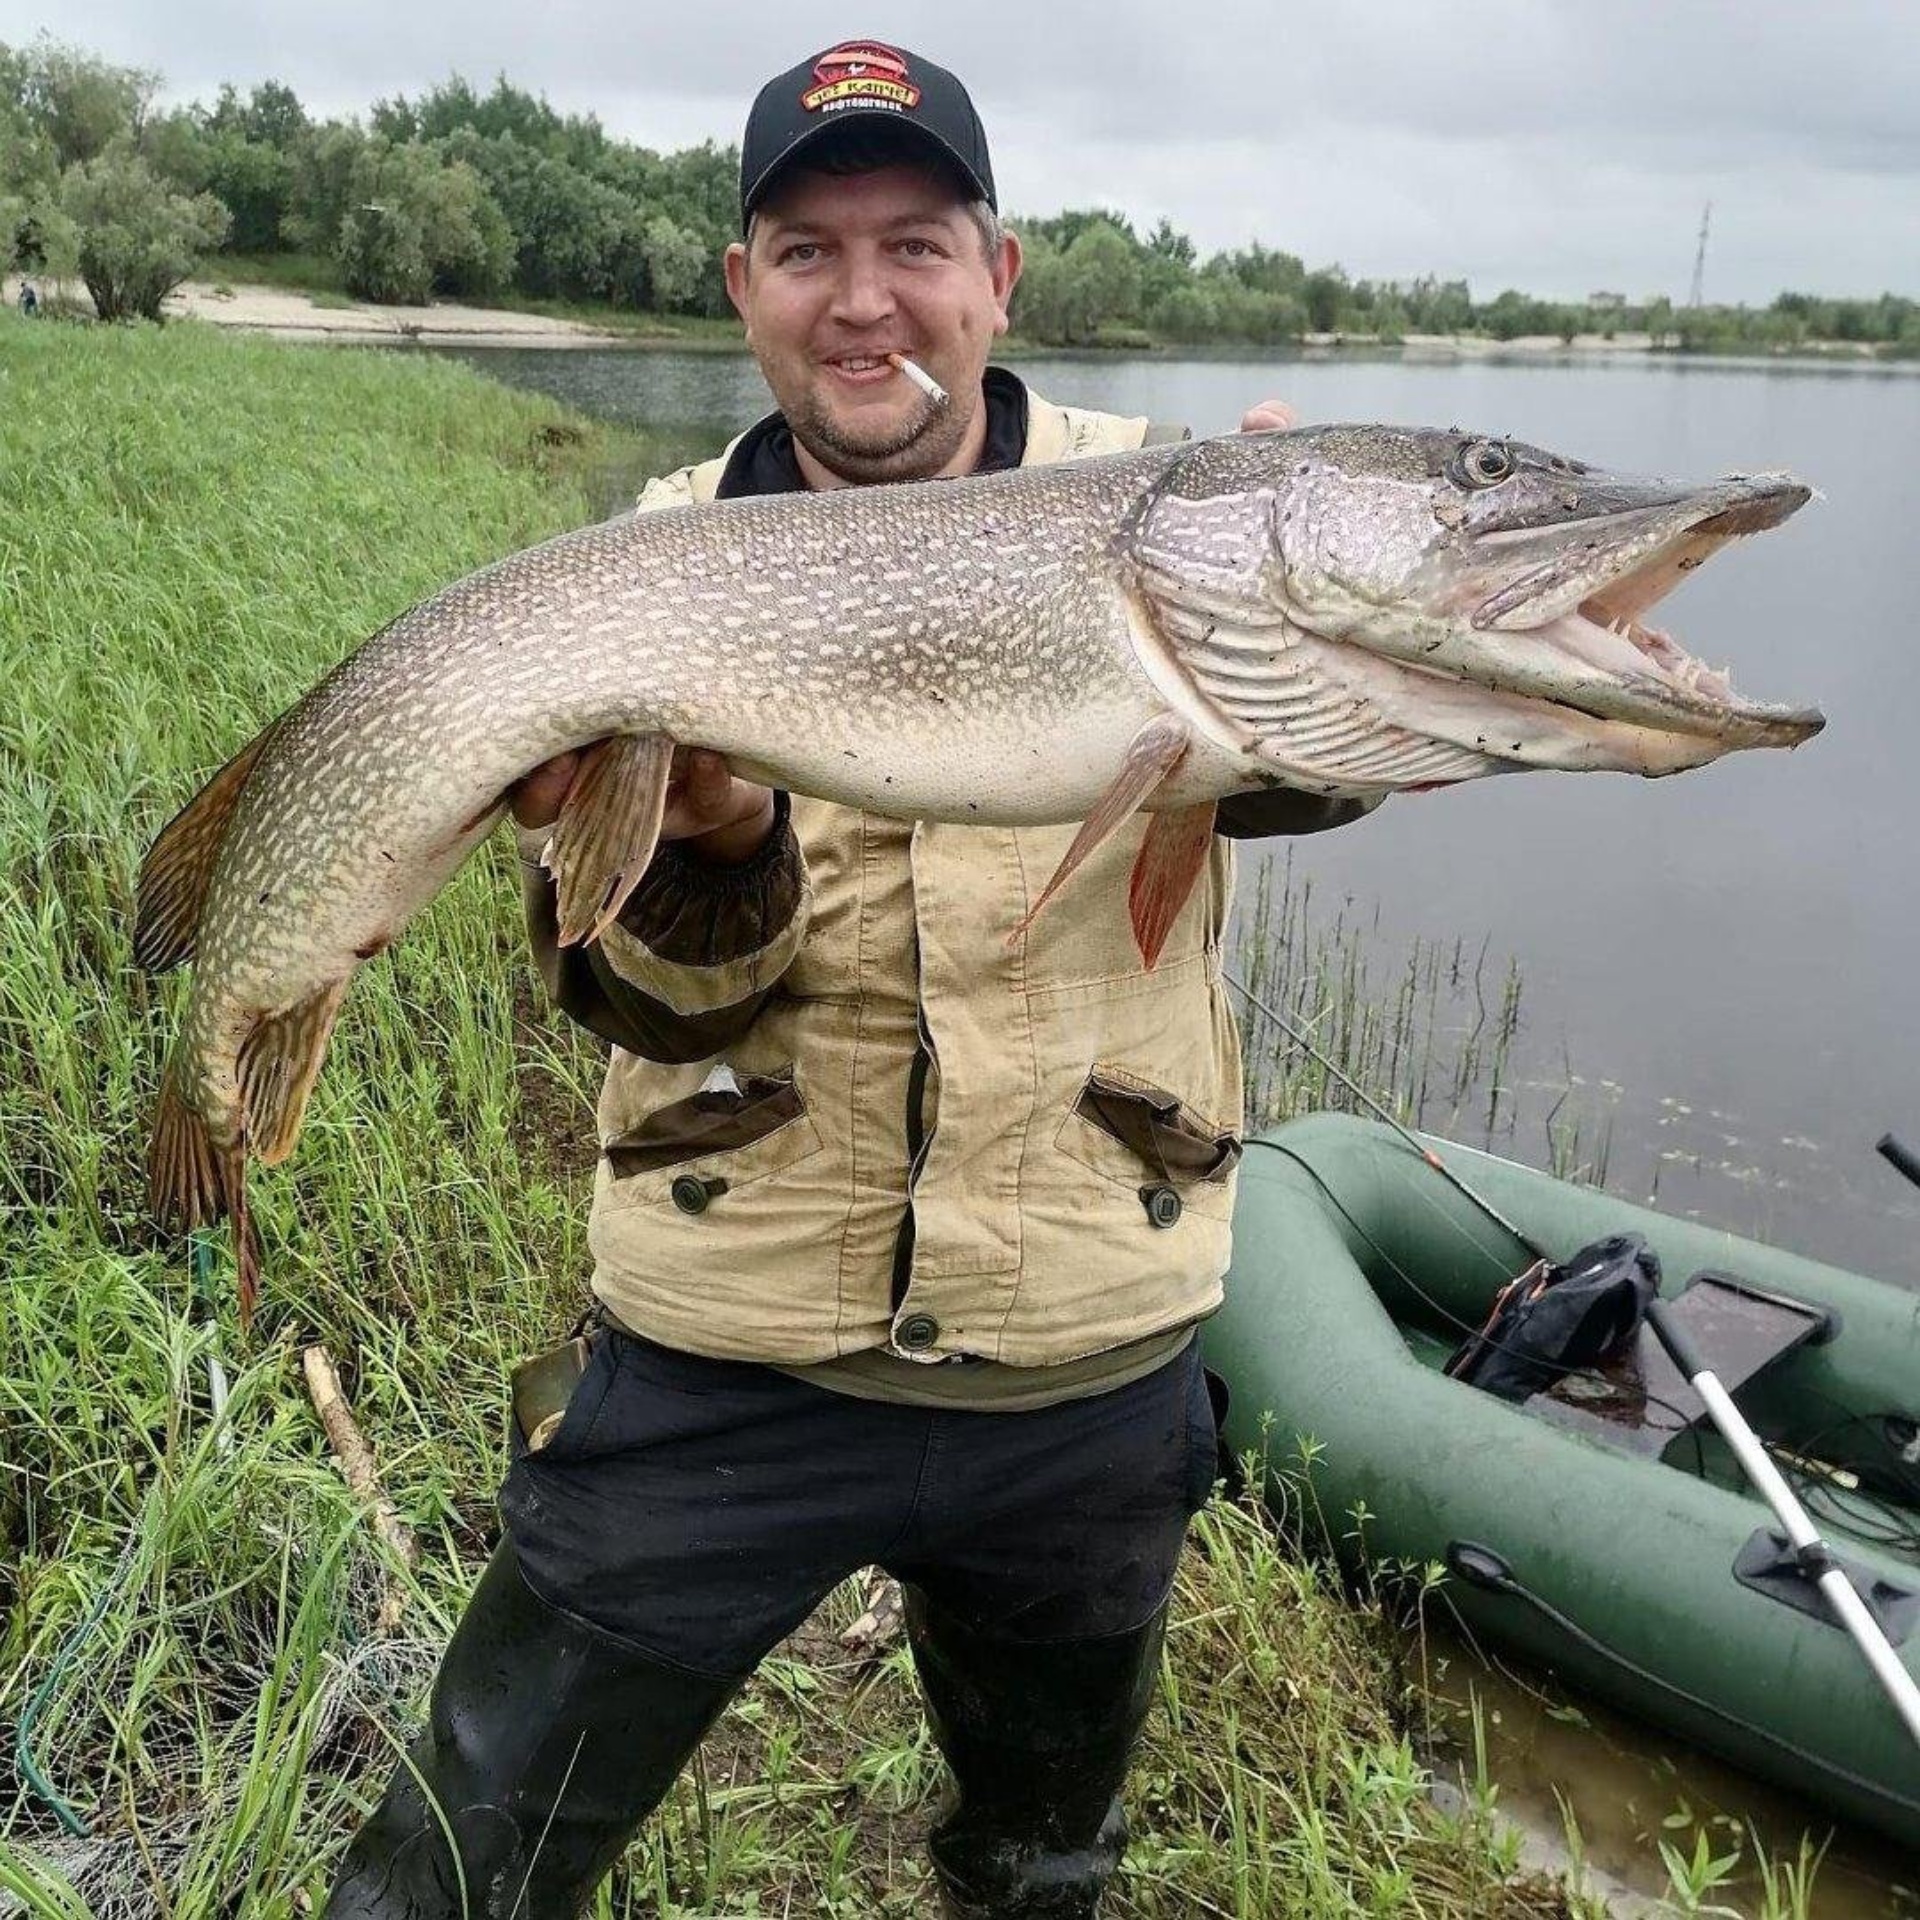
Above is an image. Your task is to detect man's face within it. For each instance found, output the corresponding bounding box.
[725,161,1021,487]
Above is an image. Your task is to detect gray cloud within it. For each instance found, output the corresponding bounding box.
[17,0,1918,300]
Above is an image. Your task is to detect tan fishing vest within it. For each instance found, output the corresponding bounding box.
[586,386,1245,1367]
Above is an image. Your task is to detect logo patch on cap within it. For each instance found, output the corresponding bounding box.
[802,41,921,114]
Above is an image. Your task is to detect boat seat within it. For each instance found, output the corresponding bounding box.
[1526,1271,1834,1461]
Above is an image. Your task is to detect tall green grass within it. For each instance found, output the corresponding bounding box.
[0,313,1722,1915]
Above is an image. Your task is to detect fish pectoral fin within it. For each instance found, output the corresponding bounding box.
[1008,713,1192,952]
[148,1067,261,1328]
[544,733,675,948]
[1128,802,1217,969]
[134,722,279,973]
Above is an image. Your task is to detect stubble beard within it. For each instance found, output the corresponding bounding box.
[790,386,975,486]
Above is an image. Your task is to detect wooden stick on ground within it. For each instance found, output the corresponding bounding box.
[302,1344,422,1632]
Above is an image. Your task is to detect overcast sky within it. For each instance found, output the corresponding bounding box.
[23,1,1919,303]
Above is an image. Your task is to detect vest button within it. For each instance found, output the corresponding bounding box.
[1141,1185,1183,1229]
[896,1312,941,1351]
[671,1175,715,1215]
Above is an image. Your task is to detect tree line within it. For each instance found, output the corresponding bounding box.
[4,38,1915,353]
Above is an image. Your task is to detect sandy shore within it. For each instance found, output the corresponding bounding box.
[6,274,1900,365]
[165,279,627,346]
[4,273,625,347]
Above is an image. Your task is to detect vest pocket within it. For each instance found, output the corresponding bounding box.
[601,1068,824,1207]
[1053,1066,1242,1222]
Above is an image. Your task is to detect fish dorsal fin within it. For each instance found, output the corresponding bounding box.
[239,976,351,1167]
[1129,802,1217,968]
[134,724,279,973]
[542,733,676,948]
[1009,713,1191,955]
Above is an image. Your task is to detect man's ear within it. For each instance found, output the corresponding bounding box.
[724,241,751,336]
[990,229,1022,337]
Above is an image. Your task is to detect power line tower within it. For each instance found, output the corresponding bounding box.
[1688,201,1712,308]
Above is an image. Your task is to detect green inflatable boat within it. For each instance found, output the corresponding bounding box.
[1201,1112,1920,1847]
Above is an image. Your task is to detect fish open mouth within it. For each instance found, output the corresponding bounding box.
[1475,480,1824,746]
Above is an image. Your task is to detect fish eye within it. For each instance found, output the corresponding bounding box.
[1454,440,1516,489]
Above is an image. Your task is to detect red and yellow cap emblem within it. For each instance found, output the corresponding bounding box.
[802,42,922,113]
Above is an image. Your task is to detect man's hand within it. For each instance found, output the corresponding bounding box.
[511,745,777,866]
[1239,399,1299,433]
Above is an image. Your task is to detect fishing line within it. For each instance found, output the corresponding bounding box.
[13,1519,143,1838]
[16,1237,238,1835]
[1223,960,1709,1465]
[1222,965,1554,1267]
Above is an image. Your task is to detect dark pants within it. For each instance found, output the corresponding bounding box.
[328,1330,1220,1917]
[503,1329,1219,1665]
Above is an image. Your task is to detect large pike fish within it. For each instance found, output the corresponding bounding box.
[136,425,1821,1315]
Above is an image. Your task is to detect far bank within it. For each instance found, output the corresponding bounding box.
[9,271,1917,370]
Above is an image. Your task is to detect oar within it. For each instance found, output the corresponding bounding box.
[1644,1297,1920,1752]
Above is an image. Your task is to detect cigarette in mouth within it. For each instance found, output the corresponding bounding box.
[886,352,949,407]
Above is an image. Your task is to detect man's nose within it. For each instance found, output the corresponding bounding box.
[829,252,897,328]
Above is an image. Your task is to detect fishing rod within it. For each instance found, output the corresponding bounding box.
[1220,965,1554,1267]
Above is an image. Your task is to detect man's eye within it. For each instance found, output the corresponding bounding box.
[897,239,937,259]
[780,243,820,265]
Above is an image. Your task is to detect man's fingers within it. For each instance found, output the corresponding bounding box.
[1240,400,1298,433]
[683,749,732,812]
[659,749,766,841]
[509,749,581,830]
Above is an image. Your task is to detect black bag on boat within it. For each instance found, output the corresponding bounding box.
[1444,1234,1662,1403]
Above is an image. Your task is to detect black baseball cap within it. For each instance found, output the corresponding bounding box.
[739,40,997,230]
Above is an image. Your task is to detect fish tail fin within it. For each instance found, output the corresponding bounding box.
[135,724,279,973]
[149,1066,258,1323]
[235,1187,261,1329]
[1128,802,1217,969]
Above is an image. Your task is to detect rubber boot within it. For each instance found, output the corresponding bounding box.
[325,1537,742,1919]
[904,1586,1167,1919]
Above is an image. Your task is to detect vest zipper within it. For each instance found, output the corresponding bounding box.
[889,1002,938,1312]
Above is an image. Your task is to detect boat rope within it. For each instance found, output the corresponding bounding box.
[1221,967,1555,1267]
[1441,1545,1920,1828]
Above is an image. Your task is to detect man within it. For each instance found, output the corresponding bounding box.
[326,41,1373,1920]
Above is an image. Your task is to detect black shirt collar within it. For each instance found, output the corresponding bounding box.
[714,365,1029,501]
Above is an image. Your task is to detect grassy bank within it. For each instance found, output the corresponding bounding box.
[0,315,1788,1915]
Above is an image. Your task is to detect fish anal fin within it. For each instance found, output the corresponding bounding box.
[149,1069,259,1325]
[1128,802,1216,969]
[1008,714,1191,946]
[239,977,350,1169]
[134,724,279,974]
[545,734,675,947]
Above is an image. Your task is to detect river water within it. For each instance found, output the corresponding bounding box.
[435,342,1920,1911]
